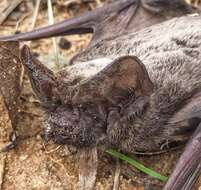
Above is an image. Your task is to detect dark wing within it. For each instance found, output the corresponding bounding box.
[0,0,139,45]
[163,91,201,190]
[0,0,196,46]
[163,124,201,190]
[167,91,201,140]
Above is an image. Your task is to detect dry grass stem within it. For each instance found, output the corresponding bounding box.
[0,155,6,190]
[0,0,24,25]
[113,159,121,190]
[47,0,60,70]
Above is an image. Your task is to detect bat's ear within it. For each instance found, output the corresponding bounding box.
[72,56,153,106]
[20,45,60,109]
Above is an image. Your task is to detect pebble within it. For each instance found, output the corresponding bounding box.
[58,38,72,50]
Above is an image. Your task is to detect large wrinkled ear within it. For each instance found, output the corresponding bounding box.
[72,56,153,106]
[20,45,60,108]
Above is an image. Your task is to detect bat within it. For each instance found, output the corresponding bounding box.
[0,0,201,190]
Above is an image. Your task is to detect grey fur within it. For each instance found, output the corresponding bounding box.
[67,14,201,151]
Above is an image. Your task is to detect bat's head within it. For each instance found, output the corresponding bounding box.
[20,45,153,148]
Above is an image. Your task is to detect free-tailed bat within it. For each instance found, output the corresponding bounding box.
[0,0,201,190]
[18,16,201,189]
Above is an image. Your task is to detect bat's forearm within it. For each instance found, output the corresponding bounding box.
[0,0,135,42]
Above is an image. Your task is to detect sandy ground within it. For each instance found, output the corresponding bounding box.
[0,1,201,190]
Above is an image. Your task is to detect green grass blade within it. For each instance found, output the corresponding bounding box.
[106,149,168,182]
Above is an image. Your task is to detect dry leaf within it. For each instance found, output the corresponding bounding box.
[0,41,23,127]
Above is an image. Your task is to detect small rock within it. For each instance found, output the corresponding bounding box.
[32,52,40,57]
[15,31,21,35]
[19,154,29,161]
[58,38,72,50]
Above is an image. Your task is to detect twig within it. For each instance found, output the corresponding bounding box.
[42,143,71,178]
[47,0,60,70]
[30,0,42,30]
[15,12,32,37]
[26,0,41,47]
[44,145,61,154]
[0,154,6,190]
[78,147,98,190]
[0,0,24,25]
[64,0,78,7]
[96,0,103,7]
[113,159,121,190]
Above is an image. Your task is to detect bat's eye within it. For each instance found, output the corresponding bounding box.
[51,99,62,109]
